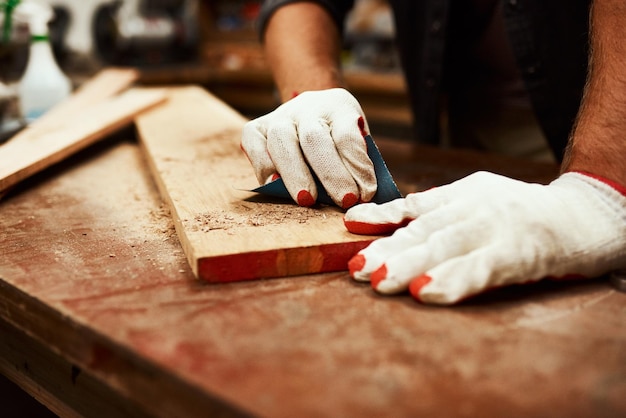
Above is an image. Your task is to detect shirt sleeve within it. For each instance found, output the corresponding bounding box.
[257,0,355,41]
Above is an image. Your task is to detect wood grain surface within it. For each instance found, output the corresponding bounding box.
[135,86,375,283]
[0,69,164,194]
[21,67,139,136]
[0,133,624,418]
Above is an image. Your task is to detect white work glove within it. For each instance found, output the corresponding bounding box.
[344,171,626,305]
[241,88,377,208]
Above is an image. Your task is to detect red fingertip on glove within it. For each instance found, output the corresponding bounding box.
[408,274,432,301]
[371,264,388,289]
[343,217,413,236]
[348,253,366,276]
[297,190,315,207]
[342,193,359,209]
[357,116,368,138]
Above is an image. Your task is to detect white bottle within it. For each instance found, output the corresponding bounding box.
[16,1,71,123]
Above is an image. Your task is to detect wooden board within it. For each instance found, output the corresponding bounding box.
[20,67,139,137]
[0,87,166,193]
[2,130,621,418]
[135,86,376,282]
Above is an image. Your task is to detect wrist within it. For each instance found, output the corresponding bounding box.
[567,171,626,197]
[562,150,626,195]
[561,134,626,192]
[276,72,345,103]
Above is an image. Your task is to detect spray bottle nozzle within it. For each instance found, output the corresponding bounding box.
[13,1,54,39]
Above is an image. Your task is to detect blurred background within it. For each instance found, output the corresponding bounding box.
[0,0,412,141]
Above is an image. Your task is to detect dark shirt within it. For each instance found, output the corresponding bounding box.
[258,0,590,160]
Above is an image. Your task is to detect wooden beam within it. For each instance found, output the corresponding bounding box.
[135,86,375,282]
[0,318,151,418]
[23,67,140,137]
[0,88,167,194]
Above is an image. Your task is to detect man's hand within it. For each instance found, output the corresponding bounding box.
[241,88,377,209]
[344,171,626,305]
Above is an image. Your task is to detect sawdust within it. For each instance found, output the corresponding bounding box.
[148,203,177,238]
[187,201,328,233]
[194,129,243,162]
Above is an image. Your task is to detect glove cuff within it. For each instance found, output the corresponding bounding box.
[568,171,626,197]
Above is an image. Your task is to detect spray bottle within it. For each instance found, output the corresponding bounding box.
[15,0,71,123]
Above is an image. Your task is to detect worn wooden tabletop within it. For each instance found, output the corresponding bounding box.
[0,131,624,418]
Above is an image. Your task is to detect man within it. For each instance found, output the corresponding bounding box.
[240,0,626,304]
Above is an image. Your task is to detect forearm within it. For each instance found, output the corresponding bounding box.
[263,2,345,102]
[562,0,626,186]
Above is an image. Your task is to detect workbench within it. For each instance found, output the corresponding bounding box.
[1,121,625,417]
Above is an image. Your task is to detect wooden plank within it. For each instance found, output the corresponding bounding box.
[0,318,151,418]
[135,86,375,282]
[0,142,250,418]
[0,88,167,193]
[0,135,622,418]
[21,67,139,138]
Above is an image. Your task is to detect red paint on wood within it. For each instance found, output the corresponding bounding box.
[197,240,374,283]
